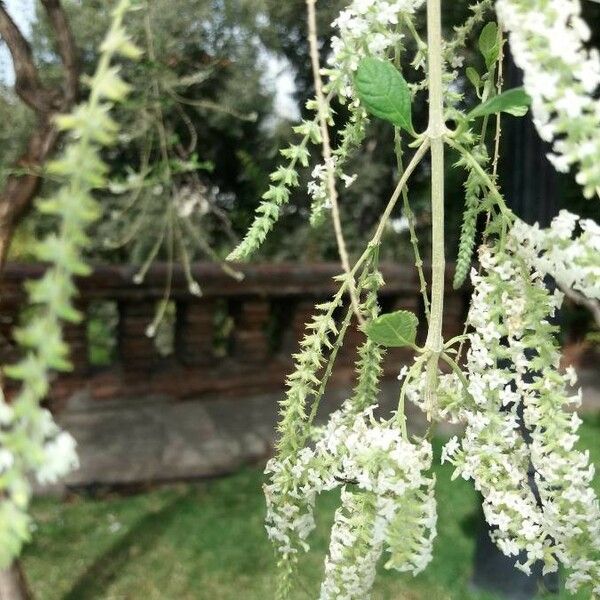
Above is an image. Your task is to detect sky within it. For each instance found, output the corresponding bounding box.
[0,0,299,120]
[0,0,36,84]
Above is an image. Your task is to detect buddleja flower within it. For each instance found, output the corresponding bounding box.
[325,0,426,99]
[320,490,384,599]
[0,0,139,568]
[309,0,425,225]
[443,240,600,593]
[510,210,600,300]
[443,247,548,573]
[319,407,436,598]
[266,401,436,599]
[496,0,600,198]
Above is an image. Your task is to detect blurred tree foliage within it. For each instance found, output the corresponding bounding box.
[1,0,597,265]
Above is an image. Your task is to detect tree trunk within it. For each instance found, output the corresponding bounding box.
[0,1,78,268]
[0,563,31,600]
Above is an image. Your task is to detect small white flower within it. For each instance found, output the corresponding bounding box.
[397,365,409,382]
[37,432,79,485]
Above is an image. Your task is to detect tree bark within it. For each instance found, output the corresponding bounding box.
[0,0,78,266]
[0,563,31,600]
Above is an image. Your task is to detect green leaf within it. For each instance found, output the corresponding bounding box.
[468,87,531,120]
[479,22,500,69]
[466,67,481,91]
[354,57,413,133]
[365,310,418,348]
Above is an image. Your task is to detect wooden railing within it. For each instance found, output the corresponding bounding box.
[0,262,470,410]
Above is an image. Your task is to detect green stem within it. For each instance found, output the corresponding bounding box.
[445,138,513,219]
[479,65,496,140]
[444,334,468,348]
[424,0,447,416]
[396,354,428,438]
[441,352,469,391]
[425,0,446,355]
[394,130,431,323]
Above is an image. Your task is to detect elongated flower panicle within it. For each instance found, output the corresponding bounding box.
[266,402,436,600]
[319,408,437,595]
[320,490,383,600]
[254,0,600,596]
[453,144,490,289]
[276,296,343,458]
[496,0,600,198]
[443,240,600,592]
[444,246,547,573]
[384,478,437,574]
[511,211,600,301]
[0,0,139,568]
[502,232,600,593]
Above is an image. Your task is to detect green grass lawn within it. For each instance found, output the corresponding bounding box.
[22,414,600,600]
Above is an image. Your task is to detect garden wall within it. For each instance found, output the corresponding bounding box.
[1,262,471,488]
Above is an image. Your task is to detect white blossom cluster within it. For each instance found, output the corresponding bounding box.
[35,409,79,485]
[307,0,425,225]
[443,242,600,593]
[320,490,384,599]
[0,400,79,487]
[307,155,359,225]
[265,403,436,598]
[326,0,426,99]
[405,368,464,423]
[308,160,335,216]
[264,447,336,557]
[0,391,79,566]
[496,0,600,199]
[510,210,600,301]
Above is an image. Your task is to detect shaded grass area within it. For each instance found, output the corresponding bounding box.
[23,415,600,600]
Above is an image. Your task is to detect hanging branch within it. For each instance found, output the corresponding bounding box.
[305,0,365,326]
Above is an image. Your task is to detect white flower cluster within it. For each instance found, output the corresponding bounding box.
[0,400,79,486]
[405,367,464,423]
[308,158,358,209]
[320,490,384,600]
[496,0,600,198]
[35,409,79,485]
[308,160,335,215]
[326,0,426,99]
[443,242,600,593]
[264,447,335,557]
[0,392,79,566]
[444,247,548,573]
[265,403,436,598]
[510,211,600,301]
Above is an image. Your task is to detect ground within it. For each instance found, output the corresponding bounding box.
[22,415,600,600]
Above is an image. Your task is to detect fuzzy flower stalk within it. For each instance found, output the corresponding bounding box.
[0,0,140,567]
[226,0,600,596]
[265,404,437,600]
[228,0,426,261]
[443,237,600,593]
[496,0,600,198]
